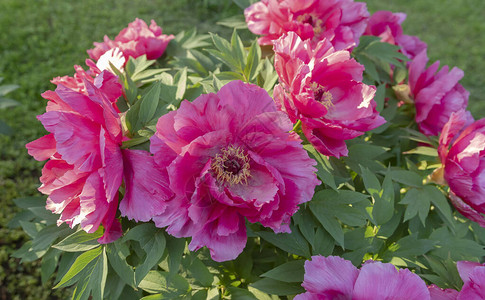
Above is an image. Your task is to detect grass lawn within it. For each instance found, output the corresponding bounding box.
[0,0,483,298]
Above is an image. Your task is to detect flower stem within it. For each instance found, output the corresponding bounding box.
[291,120,302,132]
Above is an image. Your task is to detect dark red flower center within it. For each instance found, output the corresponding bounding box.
[211,145,251,186]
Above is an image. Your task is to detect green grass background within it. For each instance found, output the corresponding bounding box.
[0,0,483,298]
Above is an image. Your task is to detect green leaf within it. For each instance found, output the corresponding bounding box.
[250,278,305,296]
[361,165,381,197]
[217,15,248,29]
[373,171,395,225]
[54,246,102,289]
[123,223,167,285]
[309,200,345,247]
[106,239,136,287]
[70,246,108,300]
[260,260,305,283]
[166,235,186,274]
[244,40,262,82]
[0,84,19,96]
[41,248,61,284]
[139,81,162,125]
[304,144,337,190]
[53,226,103,252]
[390,170,423,187]
[400,188,430,225]
[404,146,438,157]
[257,224,311,257]
[0,97,20,109]
[424,185,455,230]
[184,254,213,287]
[138,270,190,297]
[174,68,187,101]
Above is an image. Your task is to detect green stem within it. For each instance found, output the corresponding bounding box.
[291,120,302,132]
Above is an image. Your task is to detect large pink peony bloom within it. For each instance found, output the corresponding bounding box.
[409,50,471,136]
[364,10,427,60]
[26,71,166,243]
[295,256,430,299]
[148,80,319,261]
[456,261,485,299]
[273,32,385,157]
[87,18,174,63]
[244,0,369,50]
[438,110,485,227]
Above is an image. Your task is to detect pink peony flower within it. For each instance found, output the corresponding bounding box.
[50,59,101,95]
[273,32,385,157]
[428,285,459,300]
[87,18,174,63]
[456,261,485,299]
[26,71,165,243]
[409,50,471,136]
[148,80,319,261]
[364,10,427,60]
[295,256,430,299]
[438,110,485,227]
[244,0,369,50]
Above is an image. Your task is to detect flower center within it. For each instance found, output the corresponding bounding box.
[297,14,324,38]
[311,82,334,109]
[211,145,251,186]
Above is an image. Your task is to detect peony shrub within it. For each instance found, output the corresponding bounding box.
[12,1,485,299]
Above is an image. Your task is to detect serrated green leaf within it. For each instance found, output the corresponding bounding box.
[372,171,395,225]
[53,226,103,252]
[361,165,381,197]
[175,68,187,101]
[424,185,455,230]
[166,236,186,274]
[390,170,423,187]
[260,260,305,283]
[404,146,438,157]
[184,255,213,287]
[304,144,337,190]
[244,40,262,82]
[217,15,248,29]
[400,188,430,225]
[309,200,345,247]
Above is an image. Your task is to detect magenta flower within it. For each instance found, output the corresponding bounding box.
[295,256,430,299]
[456,261,485,299]
[428,285,459,300]
[88,18,174,63]
[26,71,166,243]
[438,110,485,227]
[148,80,319,261]
[273,32,385,157]
[409,50,471,136]
[364,10,427,60]
[244,0,369,50]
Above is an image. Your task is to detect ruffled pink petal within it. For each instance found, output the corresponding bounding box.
[301,255,358,298]
[353,261,429,300]
[428,284,458,300]
[458,264,485,299]
[120,149,173,222]
[26,134,57,161]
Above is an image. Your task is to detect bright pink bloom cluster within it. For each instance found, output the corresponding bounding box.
[147,80,319,261]
[364,10,426,60]
[87,18,174,63]
[273,32,385,157]
[244,0,369,50]
[26,71,125,243]
[438,110,485,227]
[295,256,430,299]
[409,50,471,136]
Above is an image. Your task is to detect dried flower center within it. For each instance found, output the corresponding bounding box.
[211,145,251,186]
[311,82,334,109]
[297,14,325,38]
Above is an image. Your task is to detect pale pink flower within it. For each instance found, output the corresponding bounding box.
[244,0,369,50]
[50,59,101,95]
[148,80,319,261]
[438,110,485,227]
[26,71,163,243]
[364,10,426,60]
[88,18,174,63]
[456,261,485,299]
[295,256,430,299]
[273,32,385,157]
[409,50,470,136]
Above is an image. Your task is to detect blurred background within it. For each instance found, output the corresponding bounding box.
[0,0,483,298]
